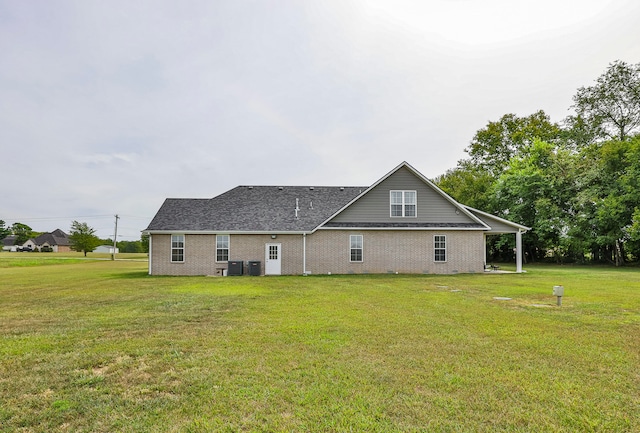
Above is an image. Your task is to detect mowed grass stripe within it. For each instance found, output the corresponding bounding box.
[0,259,638,432]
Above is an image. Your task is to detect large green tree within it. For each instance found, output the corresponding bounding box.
[11,223,33,245]
[491,140,576,262]
[438,61,640,265]
[570,60,640,143]
[433,160,495,212]
[466,110,562,176]
[568,137,640,265]
[69,221,101,257]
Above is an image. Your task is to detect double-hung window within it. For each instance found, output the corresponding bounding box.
[434,235,446,262]
[350,234,363,262]
[390,190,417,217]
[216,235,229,262]
[171,234,185,262]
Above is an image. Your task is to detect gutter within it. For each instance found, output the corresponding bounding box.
[303,233,307,275]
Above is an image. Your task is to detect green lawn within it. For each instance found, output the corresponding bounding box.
[1,260,638,432]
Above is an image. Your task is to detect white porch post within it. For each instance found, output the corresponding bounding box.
[483,233,487,268]
[516,230,523,273]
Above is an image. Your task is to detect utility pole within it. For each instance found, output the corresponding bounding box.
[112,214,119,261]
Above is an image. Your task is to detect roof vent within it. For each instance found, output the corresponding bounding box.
[340,187,345,191]
[248,186,253,189]
[278,187,283,190]
[310,186,314,190]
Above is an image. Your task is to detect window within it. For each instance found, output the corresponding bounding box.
[171,234,184,262]
[216,235,229,262]
[390,190,417,217]
[434,235,446,262]
[350,234,363,262]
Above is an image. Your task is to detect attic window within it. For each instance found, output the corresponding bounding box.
[390,190,417,217]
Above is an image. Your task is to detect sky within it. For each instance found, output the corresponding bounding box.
[1,0,639,241]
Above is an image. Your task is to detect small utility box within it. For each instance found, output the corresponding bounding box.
[553,285,564,306]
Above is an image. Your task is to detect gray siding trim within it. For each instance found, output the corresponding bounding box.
[463,206,530,233]
[322,222,486,229]
[145,230,309,235]
[318,227,485,231]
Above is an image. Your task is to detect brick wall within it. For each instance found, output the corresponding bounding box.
[306,230,484,275]
[150,233,304,276]
[150,230,485,276]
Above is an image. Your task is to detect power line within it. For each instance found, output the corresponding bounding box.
[4,215,114,221]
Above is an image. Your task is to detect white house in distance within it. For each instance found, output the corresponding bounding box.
[94,245,119,254]
[144,162,529,276]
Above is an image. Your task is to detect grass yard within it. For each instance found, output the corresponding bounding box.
[0,258,639,432]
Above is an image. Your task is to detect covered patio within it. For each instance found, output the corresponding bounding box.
[464,206,530,273]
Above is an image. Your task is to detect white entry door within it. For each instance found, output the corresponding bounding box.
[265,243,282,275]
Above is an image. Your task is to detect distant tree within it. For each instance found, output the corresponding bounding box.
[118,240,143,253]
[141,233,149,253]
[11,223,33,245]
[69,221,101,257]
[570,60,640,142]
[0,220,10,241]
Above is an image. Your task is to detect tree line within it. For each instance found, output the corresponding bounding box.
[435,60,640,265]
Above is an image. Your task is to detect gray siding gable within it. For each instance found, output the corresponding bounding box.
[325,163,487,228]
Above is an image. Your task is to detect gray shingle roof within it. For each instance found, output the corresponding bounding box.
[34,229,70,246]
[2,235,17,247]
[145,186,366,232]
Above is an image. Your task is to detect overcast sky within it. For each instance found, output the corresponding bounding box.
[1,0,639,240]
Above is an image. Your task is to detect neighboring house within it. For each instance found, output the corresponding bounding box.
[2,235,18,252]
[144,162,529,276]
[22,238,37,251]
[32,229,72,252]
[94,245,119,254]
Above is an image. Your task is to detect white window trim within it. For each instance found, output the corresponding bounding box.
[390,190,417,218]
[434,234,447,263]
[171,234,185,263]
[349,234,363,263]
[216,234,230,263]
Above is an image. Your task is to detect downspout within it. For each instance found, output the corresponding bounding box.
[303,233,307,275]
[148,234,152,275]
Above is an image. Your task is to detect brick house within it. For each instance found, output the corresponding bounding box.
[144,162,529,276]
[31,229,72,252]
